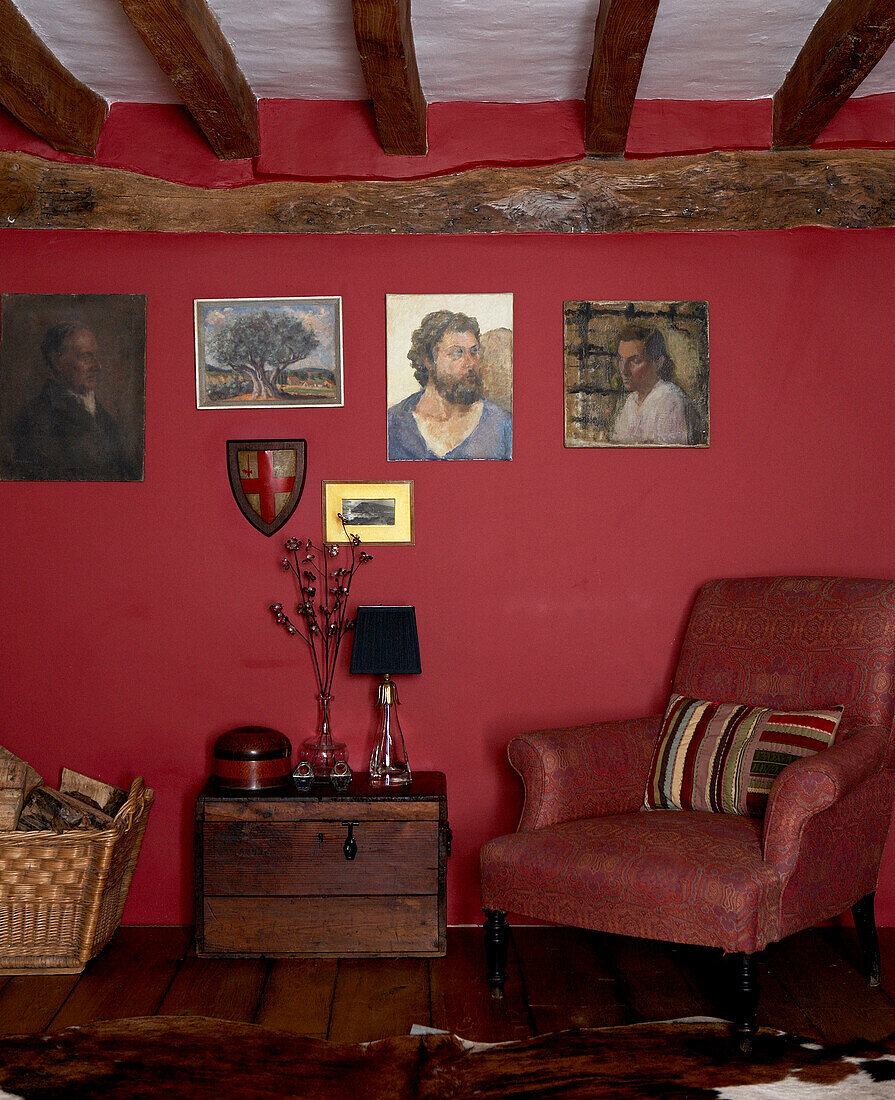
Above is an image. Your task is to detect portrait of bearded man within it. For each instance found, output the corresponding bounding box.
[387,306,512,461]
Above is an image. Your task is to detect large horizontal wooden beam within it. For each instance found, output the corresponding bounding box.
[774,0,895,149]
[2,149,894,234]
[352,0,427,155]
[117,0,258,160]
[0,0,107,157]
[585,0,661,156]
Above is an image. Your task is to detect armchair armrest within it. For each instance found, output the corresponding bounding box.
[763,723,889,877]
[509,715,662,831]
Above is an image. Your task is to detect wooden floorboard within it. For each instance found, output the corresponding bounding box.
[764,927,895,1043]
[48,926,191,1032]
[0,925,891,1045]
[878,927,895,1002]
[254,959,337,1037]
[753,955,823,1040]
[157,949,269,1022]
[601,933,710,1022]
[513,927,631,1032]
[0,972,81,1036]
[655,937,823,1039]
[327,957,431,1044]
[430,926,531,1043]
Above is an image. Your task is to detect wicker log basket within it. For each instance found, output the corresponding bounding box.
[0,777,153,974]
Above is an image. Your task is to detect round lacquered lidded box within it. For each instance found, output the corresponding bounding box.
[212,726,293,790]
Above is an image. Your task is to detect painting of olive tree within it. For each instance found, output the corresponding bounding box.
[195,297,343,409]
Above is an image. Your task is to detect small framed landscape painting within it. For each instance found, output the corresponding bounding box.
[323,480,414,545]
[563,300,709,448]
[195,297,343,409]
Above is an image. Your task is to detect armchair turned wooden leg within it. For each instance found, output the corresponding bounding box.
[852,892,882,988]
[731,952,759,1053]
[483,909,509,1000]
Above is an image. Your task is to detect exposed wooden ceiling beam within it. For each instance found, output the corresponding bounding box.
[117,0,258,160]
[585,0,661,156]
[773,0,895,149]
[0,0,107,157]
[351,0,427,155]
[3,149,895,234]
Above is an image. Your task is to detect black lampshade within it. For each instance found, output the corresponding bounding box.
[350,606,421,676]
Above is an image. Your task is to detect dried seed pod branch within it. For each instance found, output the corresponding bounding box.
[270,516,372,697]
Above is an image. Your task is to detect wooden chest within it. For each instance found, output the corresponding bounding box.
[195,772,448,958]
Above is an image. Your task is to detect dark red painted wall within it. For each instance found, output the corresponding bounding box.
[1,224,894,926]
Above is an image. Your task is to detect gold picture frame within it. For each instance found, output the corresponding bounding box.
[323,480,414,545]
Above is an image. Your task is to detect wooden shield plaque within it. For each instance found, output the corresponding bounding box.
[227,439,307,536]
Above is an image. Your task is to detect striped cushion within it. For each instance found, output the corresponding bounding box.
[643,695,843,816]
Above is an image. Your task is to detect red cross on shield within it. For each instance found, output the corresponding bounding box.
[227,439,307,536]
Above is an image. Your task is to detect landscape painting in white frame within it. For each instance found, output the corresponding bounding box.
[195,297,343,409]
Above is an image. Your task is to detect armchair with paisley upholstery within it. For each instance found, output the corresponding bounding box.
[480,577,895,1048]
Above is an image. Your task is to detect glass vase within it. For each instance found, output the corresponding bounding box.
[297,694,348,780]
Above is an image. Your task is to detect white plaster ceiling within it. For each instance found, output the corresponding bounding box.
[12,0,895,105]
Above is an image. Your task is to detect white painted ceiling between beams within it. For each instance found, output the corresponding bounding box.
[12,0,895,105]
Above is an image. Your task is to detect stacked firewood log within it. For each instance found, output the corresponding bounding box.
[0,747,127,833]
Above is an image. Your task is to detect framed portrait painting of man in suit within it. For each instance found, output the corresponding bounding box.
[0,293,147,481]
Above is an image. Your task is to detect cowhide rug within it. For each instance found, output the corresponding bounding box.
[0,1015,893,1098]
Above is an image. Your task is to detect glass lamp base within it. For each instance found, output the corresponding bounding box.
[369,763,412,786]
[368,699,411,786]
